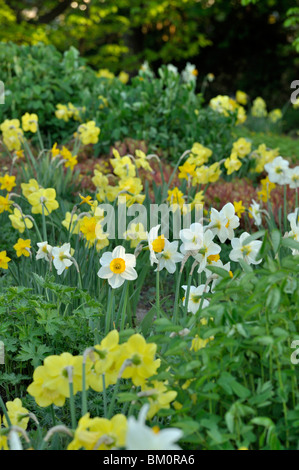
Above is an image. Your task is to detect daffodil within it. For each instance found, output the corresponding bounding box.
[264,156,290,185]
[21,113,38,133]
[232,138,252,159]
[116,334,160,387]
[0,250,11,269]
[229,232,262,265]
[126,405,182,450]
[27,353,83,407]
[28,188,59,215]
[3,398,29,430]
[87,330,120,392]
[97,246,137,289]
[155,240,183,273]
[21,178,39,199]
[0,194,12,214]
[0,174,16,192]
[140,381,177,419]
[78,121,100,145]
[182,285,210,314]
[13,238,31,257]
[179,223,204,252]
[124,222,147,248]
[233,200,246,218]
[68,413,127,451]
[52,243,73,275]
[36,241,53,261]
[9,208,33,233]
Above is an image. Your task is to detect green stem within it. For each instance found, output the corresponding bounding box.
[105,288,115,334]
[173,270,183,324]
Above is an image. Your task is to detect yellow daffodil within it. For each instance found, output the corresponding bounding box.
[0,174,16,192]
[0,250,11,269]
[13,238,31,257]
[233,200,246,218]
[141,381,177,419]
[21,178,39,199]
[21,113,38,133]
[28,188,59,215]
[0,194,12,213]
[78,121,100,145]
[9,208,33,233]
[67,413,127,451]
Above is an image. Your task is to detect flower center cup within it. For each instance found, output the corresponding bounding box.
[110,257,126,274]
[152,236,165,253]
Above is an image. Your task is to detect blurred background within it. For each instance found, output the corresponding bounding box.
[1,0,299,106]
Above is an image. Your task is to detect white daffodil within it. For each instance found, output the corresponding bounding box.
[229,232,262,265]
[97,245,137,289]
[156,240,184,274]
[182,285,210,314]
[179,223,204,252]
[220,203,240,240]
[286,166,299,189]
[167,64,179,75]
[147,225,166,266]
[52,243,73,275]
[264,156,290,185]
[181,63,198,83]
[208,207,229,243]
[249,200,262,226]
[126,405,183,450]
[286,225,299,255]
[36,241,52,261]
[205,259,233,292]
[195,229,221,273]
[287,208,299,228]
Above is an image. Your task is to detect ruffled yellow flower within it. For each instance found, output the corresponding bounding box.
[97,69,115,80]
[252,97,267,118]
[55,104,70,122]
[189,143,212,166]
[21,178,39,199]
[78,121,100,145]
[3,398,29,430]
[87,330,121,392]
[232,138,252,159]
[116,334,161,387]
[67,413,127,451]
[27,353,83,407]
[21,113,38,133]
[224,153,242,175]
